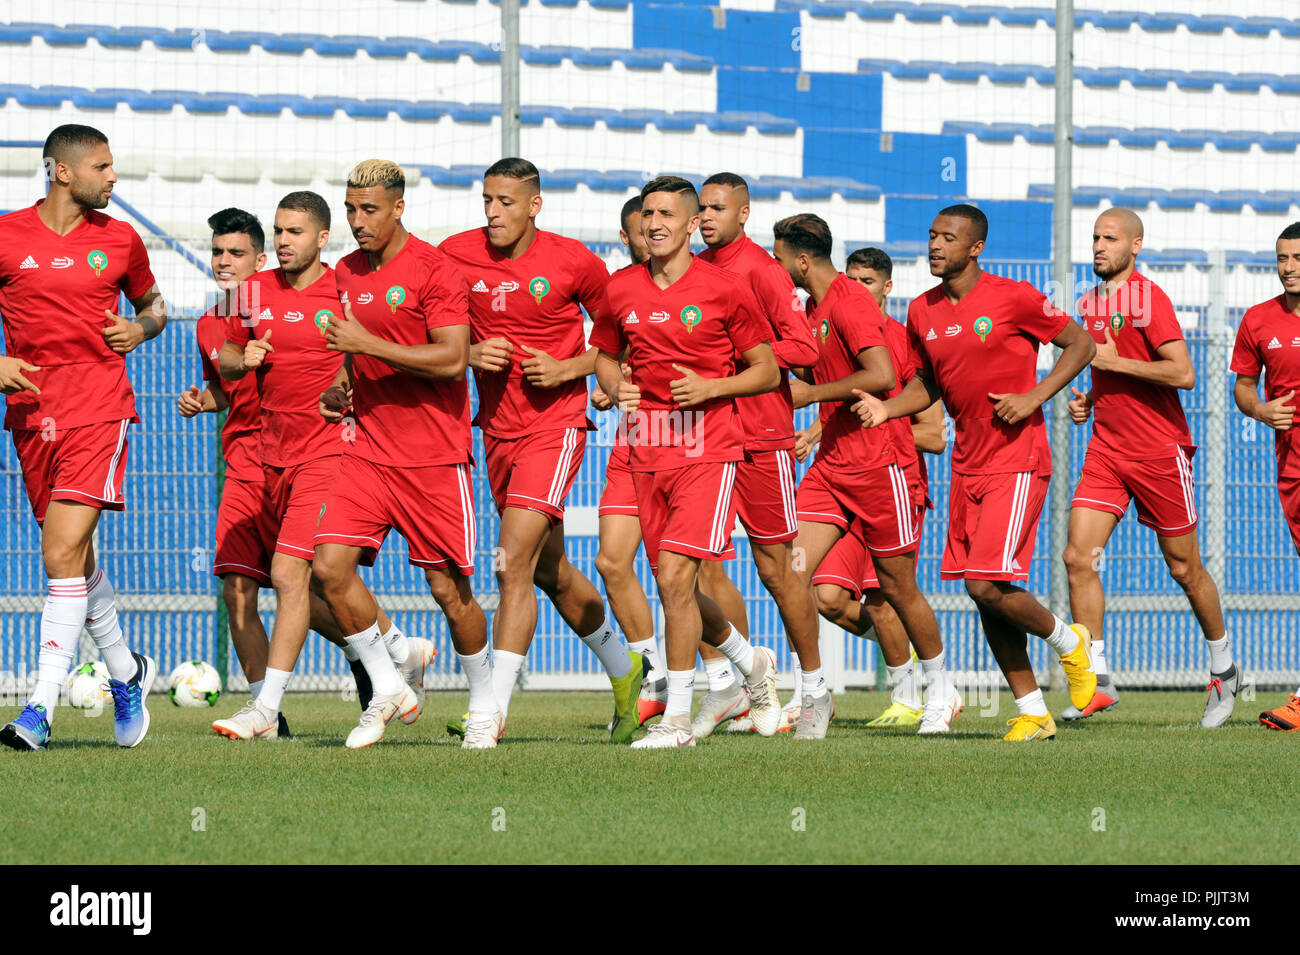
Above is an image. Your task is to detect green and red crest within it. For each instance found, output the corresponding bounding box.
[87,249,108,277]
[973,314,993,343]
[386,285,406,313]
[529,275,550,304]
[314,309,335,335]
[819,318,830,341]
[1109,312,1124,333]
[680,304,703,333]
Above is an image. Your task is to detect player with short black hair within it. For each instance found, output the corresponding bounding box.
[619,195,649,266]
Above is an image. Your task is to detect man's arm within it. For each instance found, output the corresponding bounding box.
[790,345,893,408]
[910,400,947,454]
[323,305,468,380]
[103,285,168,354]
[988,319,1096,426]
[1234,373,1296,430]
[768,288,819,369]
[1091,328,1195,389]
[669,342,779,407]
[853,371,941,427]
[520,345,597,389]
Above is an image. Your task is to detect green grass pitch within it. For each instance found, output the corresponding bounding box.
[2,689,1293,864]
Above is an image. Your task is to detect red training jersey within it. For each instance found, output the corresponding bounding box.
[589,256,769,472]
[808,273,903,472]
[1079,270,1193,459]
[1231,294,1300,479]
[907,272,1069,476]
[197,304,262,482]
[0,201,155,432]
[225,266,345,468]
[700,233,817,451]
[335,235,473,468]
[882,314,923,483]
[439,227,607,438]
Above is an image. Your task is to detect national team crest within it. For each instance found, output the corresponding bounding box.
[680,305,703,333]
[973,315,993,343]
[386,285,406,313]
[314,309,335,335]
[1109,311,1125,333]
[87,249,108,277]
[819,318,830,341]
[528,275,550,304]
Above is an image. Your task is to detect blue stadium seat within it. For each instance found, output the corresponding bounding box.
[997,6,1052,26]
[1164,128,1212,149]
[258,32,325,54]
[1163,189,1206,210]
[70,23,157,48]
[355,36,422,58]
[156,90,234,114]
[1074,125,1127,146]
[936,61,995,82]
[646,48,714,72]
[815,176,882,201]
[1116,127,1163,148]
[588,0,631,8]
[880,240,929,260]
[0,24,41,43]
[204,30,269,52]
[1114,187,1162,207]
[1075,67,1129,88]
[1260,132,1300,152]
[69,88,123,110]
[857,58,930,80]
[1268,75,1300,94]
[567,47,618,67]
[336,97,392,119]
[652,111,701,132]
[1133,12,1189,32]
[601,108,655,130]
[1244,16,1300,37]
[29,23,94,46]
[1208,130,1263,151]
[906,3,957,23]
[612,47,670,70]
[520,45,569,66]
[1185,15,1243,34]
[1176,70,1230,90]
[744,179,784,199]
[1127,68,1179,89]
[948,5,1001,25]
[552,106,604,128]
[98,87,174,111]
[233,93,298,116]
[986,63,1052,84]
[1225,249,1280,267]
[1260,191,1300,212]
[1079,9,1142,31]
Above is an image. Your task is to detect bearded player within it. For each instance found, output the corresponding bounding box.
[441,159,645,743]
[0,125,166,751]
[1063,208,1236,727]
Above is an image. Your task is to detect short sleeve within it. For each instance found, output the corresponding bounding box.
[574,246,611,324]
[226,282,253,347]
[1141,283,1184,351]
[1015,281,1071,345]
[839,295,889,356]
[1230,315,1261,377]
[725,284,768,354]
[422,257,470,331]
[588,293,625,354]
[905,301,934,379]
[121,227,157,301]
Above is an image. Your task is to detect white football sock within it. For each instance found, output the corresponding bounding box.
[703,656,736,692]
[491,649,526,719]
[666,668,695,719]
[248,679,263,699]
[85,568,135,681]
[256,668,292,713]
[580,615,631,679]
[381,619,410,666]
[457,646,496,714]
[887,659,922,709]
[1207,635,1233,674]
[919,651,952,703]
[801,667,828,700]
[1014,688,1048,718]
[33,578,87,713]
[346,623,404,696]
[788,653,802,707]
[341,643,360,662]
[714,627,755,677]
[1091,638,1108,678]
[628,637,663,682]
[1044,616,1080,656]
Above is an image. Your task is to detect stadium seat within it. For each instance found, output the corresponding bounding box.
[1080,9,1142,31]
[1073,125,1127,146]
[1116,127,1162,148]
[997,6,1052,26]
[157,90,234,115]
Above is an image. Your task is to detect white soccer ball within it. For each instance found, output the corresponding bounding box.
[168,660,222,708]
[65,661,110,710]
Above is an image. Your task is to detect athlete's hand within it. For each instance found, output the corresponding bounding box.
[794,428,816,462]
[988,391,1040,426]
[319,383,353,423]
[1090,325,1121,373]
[1067,386,1093,425]
[850,388,888,428]
[324,304,374,354]
[590,384,613,411]
[177,385,205,418]
[616,381,641,414]
[469,337,513,372]
[0,355,41,396]
[520,345,567,388]
[788,377,815,409]
[243,329,273,371]
[669,364,716,407]
[102,310,145,354]
[1257,389,1296,431]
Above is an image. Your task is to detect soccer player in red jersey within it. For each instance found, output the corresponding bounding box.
[1063,209,1235,727]
[801,247,948,729]
[687,173,820,739]
[0,125,167,752]
[1232,221,1300,731]
[440,159,646,742]
[773,215,958,738]
[308,161,498,749]
[854,204,1097,741]
[591,175,783,748]
[592,195,670,724]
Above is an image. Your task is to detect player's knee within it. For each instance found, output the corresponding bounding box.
[655,562,696,607]
[1062,541,1095,575]
[753,552,790,593]
[1164,556,1198,589]
[222,575,257,615]
[964,578,1001,607]
[815,584,847,621]
[532,557,563,595]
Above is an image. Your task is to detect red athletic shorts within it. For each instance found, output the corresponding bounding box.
[1071,444,1198,535]
[213,475,276,585]
[598,443,637,517]
[264,455,341,560]
[733,448,798,545]
[942,470,1049,581]
[812,508,927,598]
[1277,475,1300,555]
[633,461,739,574]
[11,419,130,523]
[485,427,585,523]
[796,459,920,557]
[315,456,476,573]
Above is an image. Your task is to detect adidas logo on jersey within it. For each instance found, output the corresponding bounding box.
[1268,336,1283,350]
[472,280,489,293]
[1292,337,1300,347]
[209,347,219,360]
[624,310,640,324]
[945,323,961,337]
[649,310,670,324]
[19,255,38,270]
[51,257,74,269]
[926,328,937,341]
[340,291,349,304]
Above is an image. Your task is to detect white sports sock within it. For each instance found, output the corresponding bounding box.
[1014,688,1048,718]
[789,653,802,708]
[919,651,952,703]
[628,637,664,682]
[1044,616,1080,656]
[491,649,527,719]
[341,644,360,662]
[801,667,828,700]
[33,578,87,713]
[381,619,410,666]
[665,668,695,719]
[457,646,496,714]
[1207,635,1233,674]
[85,568,135,681]
[887,660,922,710]
[715,627,755,677]
[346,623,404,696]
[704,656,736,692]
[248,679,263,699]
[580,616,632,679]
[257,668,292,713]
